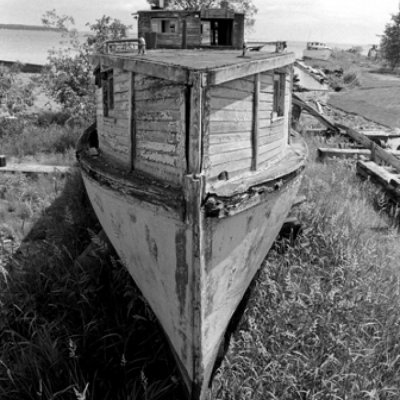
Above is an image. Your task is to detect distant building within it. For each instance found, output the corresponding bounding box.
[137,7,245,50]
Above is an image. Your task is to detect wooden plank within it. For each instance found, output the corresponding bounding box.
[210,87,253,101]
[209,109,253,121]
[136,110,182,122]
[188,72,202,174]
[258,140,283,158]
[135,85,184,101]
[337,124,400,173]
[216,79,254,93]
[209,148,252,167]
[210,99,254,112]
[318,147,400,160]
[293,93,339,132]
[208,140,251,156]
[357,160,400,189]
[135,97,182,111]
[93,54,189,84]
[252,73,259,171]
[130,71,135,170]
[209,131,252,144]
[0,164,72,175]
[360,130,400,140]
[206,53,295,86]
[209,121,253,134]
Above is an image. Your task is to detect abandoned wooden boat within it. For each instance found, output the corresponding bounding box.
[76,6,307,400]
[303,41,332,61]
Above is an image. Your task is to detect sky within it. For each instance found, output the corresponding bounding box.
[1,0,399,45]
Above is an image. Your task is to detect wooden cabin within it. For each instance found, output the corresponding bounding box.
[137,8,245,49]
[93,49,294,191]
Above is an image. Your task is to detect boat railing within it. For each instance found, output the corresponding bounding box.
[104,38,138,54]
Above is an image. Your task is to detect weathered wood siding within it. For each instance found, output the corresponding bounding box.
[204,71,288,181]
[134,73,186,185]
[205,76,254,180]
[185,16,201,48]
[97,68,132,168]
[257,71,286,167]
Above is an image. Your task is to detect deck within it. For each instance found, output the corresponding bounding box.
[90,49,295,85]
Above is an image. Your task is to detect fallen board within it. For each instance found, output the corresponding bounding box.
[318,147,400,161]
[0,164,73,175]
[357,160,400,202]
[337,124,400,173]
[293,94,339,132]
[361,129,400,141]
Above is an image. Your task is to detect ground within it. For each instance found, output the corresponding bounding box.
[328,71,400,129]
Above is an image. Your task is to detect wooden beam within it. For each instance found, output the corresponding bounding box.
[93,55,189,84]
[292,93,339,132]
[357,160,400,202]
[130,72,136,170]
[337,124,400,173]
[188,72,202,175]
[206,53,295,86]
[318,147,400,161]
[251,73,260,170]
[0,164,72,175]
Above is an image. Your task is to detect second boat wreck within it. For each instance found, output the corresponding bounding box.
[77,6,308,400]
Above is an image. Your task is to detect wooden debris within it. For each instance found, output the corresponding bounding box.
[0,163,73,175]
[357,160,400,201]
[292,94,339,132]
[318,147,400,161]
[337,124,400,173]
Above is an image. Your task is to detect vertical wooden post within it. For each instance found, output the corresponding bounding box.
[251,73,260,171]
[130,72,136,171]
[288,65,294,144]
[188,72,202,175]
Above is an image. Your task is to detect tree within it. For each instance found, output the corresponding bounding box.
[146,0,257,27]
[41,10,130,124]
[380,8,400,69]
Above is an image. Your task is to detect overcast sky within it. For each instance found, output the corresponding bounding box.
[2,0,399,44]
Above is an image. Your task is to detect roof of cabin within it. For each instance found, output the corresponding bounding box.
[91,49,295,86]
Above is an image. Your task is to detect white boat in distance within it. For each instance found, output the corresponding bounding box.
[303,42,332,61]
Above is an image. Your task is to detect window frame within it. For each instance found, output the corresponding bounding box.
[272,72,286,119]
[101,69,114,117]
[151,18,179,34]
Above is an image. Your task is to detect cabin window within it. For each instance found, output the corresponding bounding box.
[273,73,285,118]
[102,69,114,117]
[151,18,178,34]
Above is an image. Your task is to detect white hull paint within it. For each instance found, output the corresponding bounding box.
[303,48,332,61]
[80,164,303,398]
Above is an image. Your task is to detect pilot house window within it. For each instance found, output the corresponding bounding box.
[102,69,114,117]
[273,73,285,117]
[151,18,178,33]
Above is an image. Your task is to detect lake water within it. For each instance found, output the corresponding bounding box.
[0,28,369,65]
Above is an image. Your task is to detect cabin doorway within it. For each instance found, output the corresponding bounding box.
[204,19,232,46]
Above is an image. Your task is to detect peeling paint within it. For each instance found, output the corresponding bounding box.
[175,228,189,316]
[145,224,158,262]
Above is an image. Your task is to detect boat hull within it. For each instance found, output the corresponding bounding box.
[80,162,303,398]
[303,48,332,61]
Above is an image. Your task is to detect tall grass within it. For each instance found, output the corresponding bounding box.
[209,146,400,399]
[0,172,185,400]
[0,118,80,165]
